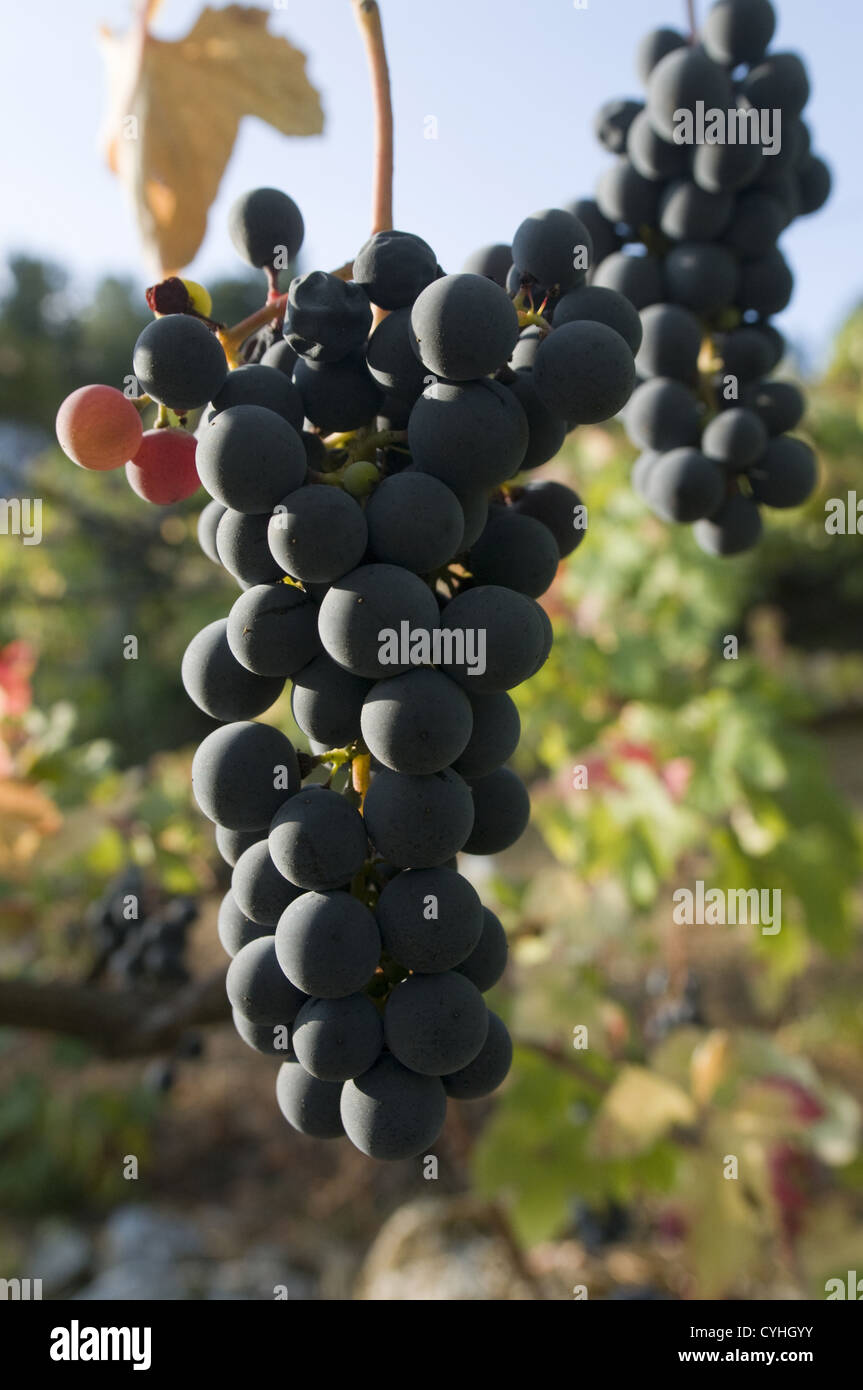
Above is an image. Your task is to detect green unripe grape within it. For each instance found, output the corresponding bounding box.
[342,460,380,498]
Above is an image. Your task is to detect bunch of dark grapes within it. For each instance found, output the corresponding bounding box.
[80,868,201,1091]
[576,0,831,554]
[83,865,197,989]
[112,180,639,1161]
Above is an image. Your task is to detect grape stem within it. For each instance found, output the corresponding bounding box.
[352,0,394,238]
[352,751,371,805]
[218,294,289,365]
[323,426,407,460]
[686,0,697,41]
[264,264,282,303]
[516,308,552,336]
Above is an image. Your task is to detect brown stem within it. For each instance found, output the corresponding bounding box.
[0,971,230,1058]
[352,1,394,236]
[686,0,697,41]
[218,294,289,364]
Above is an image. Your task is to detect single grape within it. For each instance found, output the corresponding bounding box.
[748,437,817,508]
[511,208,594,293]
[226,935,307,1026]
[196,405,307,513]
[361,668,474,775]
[275,890,381,998]
[469,509,560,599]
[226,582,319,678]
[217,890,269,956]
[592,252,664,311]
[342,460,381,498]
[215,825,261,869]
[451,690,521,780]
[285,270,372,363]
[232,840,302,926]
[702,409,768,472]
[228,188,304,269]
[211,363,304,431]
[511,479,586,559]
[409,273,519,380]
[385,971,489,1076]
[268,484,368,584]
[340,1054,446,1160]
[365,472,464,573]
[703,0,776,66]
[693,492,764,555]
[316,563,441,679]
[352,229,438,309]
[443,1011,513,1100]
[126,428,200,504]
[269,785,368,892]
[464,766,531,855]
[276,1060,344,1139]
[56,384,143,471]
[132,314,228,412]
[290,653,373,747]
[217,509,286,586]
[455,906,508,991]
[191,721,299,830]
[534,321,635,425]
[198,498,226,564]
[645,448,726,524]
[292,994,384,1083]
[409,379,529,491]
[362,768,475,868]
[375,866,483,973]
[502,372,568,470]
[294,351,383,433]
[552,284,643,355]
[461,243,512,287]
[181,618,284,721]
[626,378,701,452]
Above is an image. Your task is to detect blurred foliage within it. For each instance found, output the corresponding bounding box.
[0,1057,158,1214]
[0,261,862,1291]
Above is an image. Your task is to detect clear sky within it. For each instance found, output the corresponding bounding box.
[1,0,860,366]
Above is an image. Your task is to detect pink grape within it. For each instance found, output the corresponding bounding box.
[55,384,143,471]
[125,428,200,505]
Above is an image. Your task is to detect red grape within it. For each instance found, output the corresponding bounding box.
[125,428,200,504]
[55,384,143,471]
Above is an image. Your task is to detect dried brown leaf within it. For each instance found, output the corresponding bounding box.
[100,5,323,274]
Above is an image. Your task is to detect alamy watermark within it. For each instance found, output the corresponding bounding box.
[378,622,486,676]
[50,1321,151,1371]
[0,497,42,545]
[672,101,782,156]
[672,880,781,935]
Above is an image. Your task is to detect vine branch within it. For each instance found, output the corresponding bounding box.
[0,971,230,1058]
[352,0,394,237]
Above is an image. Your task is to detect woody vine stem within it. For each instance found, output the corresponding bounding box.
[352,0,394,237]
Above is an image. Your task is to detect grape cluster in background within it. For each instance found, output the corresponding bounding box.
[75,867,202,1092]
[578,0,830,555]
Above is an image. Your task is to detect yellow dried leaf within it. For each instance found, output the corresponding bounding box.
[591,1065,697,1157]
[99,5,324,274]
